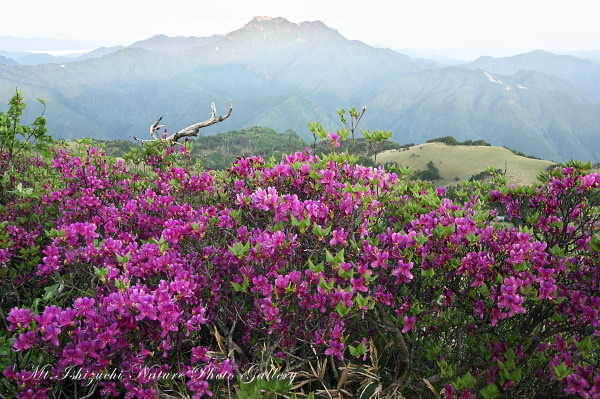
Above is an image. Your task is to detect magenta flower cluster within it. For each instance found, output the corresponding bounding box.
[1,143,599,398]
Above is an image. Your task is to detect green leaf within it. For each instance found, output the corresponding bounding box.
[312,223,327,237]
[349,341,367,358]
[335,300,351,316]
[1,172,9,187]
[510,367,522,383]
[327,249,345,266]
[364,271,377,284]
[505,348,515,361]
[421,268,435,279]
[549,244,565,257]
[480,382,500,399]
[525,212,541,225]
[553,362,570,380]
[414,232,428,245]
[552,296,566,305]
[300,216,311,229]
[466,231,480,243]
[231,282,242,292]
[94,266,109,279]
[158,235,168,252]
[334,249,344,264]
[478,284,489,296]
[228,241,250,259]
[318,277,334,291]
[308,259,324,273]
[576,335,593,354]
[338,265,354,280]
[231,276,249,293]
[590,234,600,254]
[326,250,334,263]
[355,293,369,309]
[455,371,475,390]
[43,283,60,301]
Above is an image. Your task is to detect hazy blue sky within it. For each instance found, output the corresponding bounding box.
[3,0,599,59]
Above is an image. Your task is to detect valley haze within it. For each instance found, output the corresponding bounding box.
[1,13,600,163]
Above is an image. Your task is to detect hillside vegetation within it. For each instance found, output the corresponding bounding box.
[90,130,555,184]
[377,142,555,186]
[189,126,307,169]
[95,126,405,170]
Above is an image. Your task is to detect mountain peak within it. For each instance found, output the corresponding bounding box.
[245,16,290,26]
[299,20,329,30]
[242,17,334,31]
[235,16,342,41]
[252,16,277,22]
[528,49,554,56]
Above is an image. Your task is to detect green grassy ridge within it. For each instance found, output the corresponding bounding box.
[377,142,556,186]
[425,136,542,160]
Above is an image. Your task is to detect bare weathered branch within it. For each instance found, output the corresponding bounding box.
[135,101,233,145]
[169,100,232,142]
[149,116,163,140]
[130,135,161,144]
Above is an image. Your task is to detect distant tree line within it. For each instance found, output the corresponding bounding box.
[502,146,543,160]
[426,136,491,146]
[83,126,407,170]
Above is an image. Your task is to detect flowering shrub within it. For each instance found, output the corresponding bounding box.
[1,102,600,398]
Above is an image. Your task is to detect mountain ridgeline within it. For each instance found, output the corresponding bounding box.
[1,17,599,162]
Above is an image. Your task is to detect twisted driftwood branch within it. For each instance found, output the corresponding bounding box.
[131,101,232,144]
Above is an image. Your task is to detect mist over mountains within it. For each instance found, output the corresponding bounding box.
[1,16,599,162]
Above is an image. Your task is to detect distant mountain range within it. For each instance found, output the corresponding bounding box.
[128,34,223,52]
[0,54,18,66]
[0,46,125,66]
[568,50,600,64]
[1,17,599,162]
[465,50,600,100]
